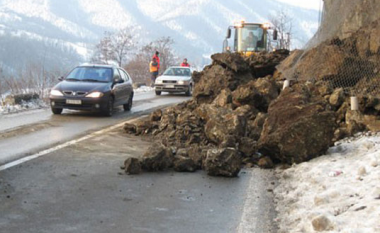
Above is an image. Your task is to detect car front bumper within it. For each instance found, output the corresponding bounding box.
[49,95,109,112]
[155,84,190,92]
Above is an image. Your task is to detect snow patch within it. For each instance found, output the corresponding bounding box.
[274,133,380,232]
[78,0,135,29]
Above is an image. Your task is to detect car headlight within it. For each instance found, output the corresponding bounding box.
[50,89,63,96]
[178,80,189,85]
[155,80,163,84]
[86,92,104,98]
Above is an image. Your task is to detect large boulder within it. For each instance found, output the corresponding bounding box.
[173,148,199,172]
[204,148,241,177]
[211,53,250,72]
[258,85,337,164]
[247,50,290,78]
[232,76,278,112]
[193,65,253,104]
[141,143,174,171]
[122,158,142,175]
[196,104,246,145]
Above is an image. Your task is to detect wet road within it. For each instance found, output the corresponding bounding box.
[0,91,190,165]
[0,128,278,233]
[0,90,278,233]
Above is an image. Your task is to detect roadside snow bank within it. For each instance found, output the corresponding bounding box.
[274,133,380,232]
[0,99,47,115]
[134,86,154,93]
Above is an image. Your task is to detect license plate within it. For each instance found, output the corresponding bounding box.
[166,85,175,88]
[66,99,82,105]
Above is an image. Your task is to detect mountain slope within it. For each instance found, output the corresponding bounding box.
[0,0,320,73]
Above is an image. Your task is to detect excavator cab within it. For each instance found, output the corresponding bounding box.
[223,21,277,56]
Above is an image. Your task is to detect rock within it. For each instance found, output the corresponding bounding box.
[135,120,153,135]
[253,77,279,111]
[311,215,333,231]
[329,88,345,107]
[211,53,250,72]
[247,50,290,78]
[232,80,262,107]
[246,113,268,140]
[212,89,233,108]
[258,156,274,169]
[123,158,142,175]
[357,166,367,176]
[336,102,349,123]
[204,148,241,177]
[141,143,173,171]
[201,105,246,145]
[233,105,258,119]
[173,148,199,172]
[238,137,257,157]
[188,146,204,168]
[346,110,380,132]
[193,64,253,104]
[258,85,337,164]
[124,123,136,134]
[150,109,163,121]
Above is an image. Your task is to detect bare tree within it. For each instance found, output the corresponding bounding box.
[111,27,137,67]
[92,28,137,66]
[270,9,293,50]
[92,32,114,64]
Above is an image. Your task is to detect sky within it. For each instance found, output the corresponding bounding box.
[275,0,323,10]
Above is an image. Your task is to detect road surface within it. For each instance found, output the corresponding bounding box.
[0,90,278,233]
[0,91,190,165]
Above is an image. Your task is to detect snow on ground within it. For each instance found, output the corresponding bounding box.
[134,86,154,93]
[274,133,380,232]
[0,99,47,115]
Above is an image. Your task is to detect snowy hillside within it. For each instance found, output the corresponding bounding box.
[0,0,320,72]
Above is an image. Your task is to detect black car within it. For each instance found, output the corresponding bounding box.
[49,64,134,116]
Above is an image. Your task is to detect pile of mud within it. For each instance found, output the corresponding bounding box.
[122,44,380,177]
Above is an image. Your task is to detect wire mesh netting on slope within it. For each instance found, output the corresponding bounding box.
[278,0,380,97]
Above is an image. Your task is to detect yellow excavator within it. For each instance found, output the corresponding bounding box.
[223,21,278,56]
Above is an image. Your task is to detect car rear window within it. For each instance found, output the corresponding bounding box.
[66,67,113,82]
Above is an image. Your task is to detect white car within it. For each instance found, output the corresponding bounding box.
[154,66,193,96]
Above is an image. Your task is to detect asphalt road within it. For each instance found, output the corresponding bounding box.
[0,91,190,165]
[0,90,278,233]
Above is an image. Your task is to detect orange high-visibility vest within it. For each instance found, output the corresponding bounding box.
[150,61,158,72]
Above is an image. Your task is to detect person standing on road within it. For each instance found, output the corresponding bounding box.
[153,51,160,73]
[149,57,159,87]
[180,58,190,67]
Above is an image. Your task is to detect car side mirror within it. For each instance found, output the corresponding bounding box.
[58,76,64,81]
[273,30,278,40]
[114,78,124,84]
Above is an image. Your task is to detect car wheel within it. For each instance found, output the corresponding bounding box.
[103,97,114,117]
[155,91,161,95]
[123,96,133,111]
[51,108,63,115]
[185,84,192,96]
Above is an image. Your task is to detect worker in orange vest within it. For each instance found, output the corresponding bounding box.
[152,51,160,72]
[149,57,159,87]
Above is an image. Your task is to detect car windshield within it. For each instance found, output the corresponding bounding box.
[163,68,191,76]
[66,67,113,82]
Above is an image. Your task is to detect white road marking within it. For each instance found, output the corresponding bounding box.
[236,170,258,233]
[0,117,144,171]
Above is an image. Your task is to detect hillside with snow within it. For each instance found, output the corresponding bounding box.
[0,0,320,73]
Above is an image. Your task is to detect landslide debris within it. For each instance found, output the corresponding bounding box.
[122,40,380,176]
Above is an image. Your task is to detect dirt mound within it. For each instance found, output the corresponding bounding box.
[122,46,380,177]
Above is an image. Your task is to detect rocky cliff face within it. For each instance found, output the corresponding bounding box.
[313,0,380,46]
